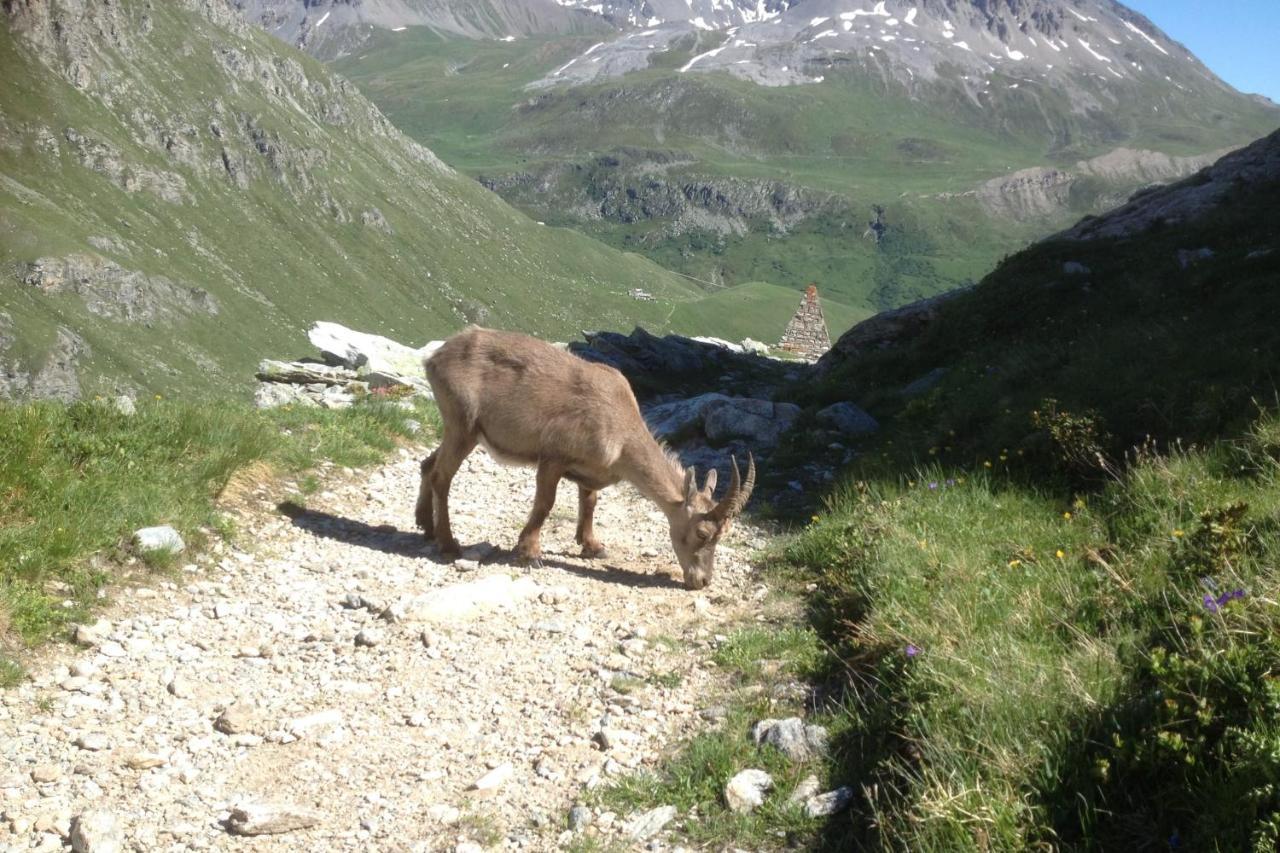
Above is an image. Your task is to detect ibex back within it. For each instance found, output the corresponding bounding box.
[415,327,754,590]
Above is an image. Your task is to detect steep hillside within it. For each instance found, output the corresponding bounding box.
[0,0,700,401]
[803,127,1280,466]
[329,1,1279,312]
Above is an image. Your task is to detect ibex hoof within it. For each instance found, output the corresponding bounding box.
[438,540,461,560]
[580,542,607,559]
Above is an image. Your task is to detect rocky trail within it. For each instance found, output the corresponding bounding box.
[1,444,772,852]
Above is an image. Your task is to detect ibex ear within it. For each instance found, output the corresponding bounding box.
[683,468,699,503]
[702,468,718,496]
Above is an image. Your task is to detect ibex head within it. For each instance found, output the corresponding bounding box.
[669,454,756,590]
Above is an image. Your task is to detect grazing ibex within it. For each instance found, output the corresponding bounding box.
[415,327,754,590]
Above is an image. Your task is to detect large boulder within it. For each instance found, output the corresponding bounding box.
[644,393,798,447]
[816,288,969,374]
[816,402,879,437]
[307,322,436,378]
[703,398,799,446]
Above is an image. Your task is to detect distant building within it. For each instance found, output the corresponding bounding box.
[778,284,831,360]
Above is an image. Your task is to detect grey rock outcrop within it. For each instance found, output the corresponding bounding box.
[1057,129,1280,241]
[645,393,798,447]
[816,402,879,437]
[255,322,438,409]
[23,255,218,324]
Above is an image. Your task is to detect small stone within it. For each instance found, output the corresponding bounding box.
[406,712,429,728]
[75,732,110,751]
[123,752,167,770]
[70,810,122,853]
[455,844,484,853]
[625,805,676,841]
[470,762,513,791]
[70,660,98,678]
[453,559,479,573]
[725,769,773,813]
[289,709,343,737]
[132,526,185,555]
[73,620,111,647]
[166,676,193,698]
[426,804,460,825]
[805,787,856,818]
[568,805,592,831]
[214,705,255,735]
[751,718,829,761]
[354,628,384,648]
[31,764,62,783]
[98,641,126,658]
[788,774,822,805]
[225,802,322,836]
[592,729,616,751]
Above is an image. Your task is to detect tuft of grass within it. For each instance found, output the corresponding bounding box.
[712,625,826,682]
[771,413,1280,851]
[0,396,435,660]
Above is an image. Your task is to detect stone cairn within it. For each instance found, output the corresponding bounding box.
[777,285,831,360]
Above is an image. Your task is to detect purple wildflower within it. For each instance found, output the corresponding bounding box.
[905,644,920,658]
[1203,594,1219,614]
[945,479,956,487]
[928,482,939,491]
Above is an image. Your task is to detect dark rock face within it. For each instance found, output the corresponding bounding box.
[817,288,970,373]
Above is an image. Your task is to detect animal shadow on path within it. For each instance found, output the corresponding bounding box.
[276,503,684,590]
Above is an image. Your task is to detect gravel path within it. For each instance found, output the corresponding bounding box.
[1,445,766,852]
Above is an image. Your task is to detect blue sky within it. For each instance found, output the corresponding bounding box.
[1125,1,1280,102]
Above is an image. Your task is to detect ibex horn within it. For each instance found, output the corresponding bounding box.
[711,453,756,522]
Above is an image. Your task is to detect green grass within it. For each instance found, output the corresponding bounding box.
[0,395,434,676]
[668,281,873,343]
[596,621,837,848]
[774,420,1280,850]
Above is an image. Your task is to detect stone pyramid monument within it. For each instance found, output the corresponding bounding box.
[777,284,831,359]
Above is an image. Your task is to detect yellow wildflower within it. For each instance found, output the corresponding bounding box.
[1008,559,1022,569]
[984,460,993,469]
[1063,511,1072,521]
[1056,549,1066,559]
[1173,529,1185,538]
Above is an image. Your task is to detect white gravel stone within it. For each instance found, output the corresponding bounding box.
[70,810,122,853]
[470,762,514,791]
[725,768,774,813]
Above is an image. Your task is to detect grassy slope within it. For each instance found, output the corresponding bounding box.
[0,3,701,400]
[333,28,1280,312]
[593,141,1280,849]
[667,281,872,343]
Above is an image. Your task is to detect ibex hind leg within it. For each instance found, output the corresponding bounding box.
[575,486,607,559]
[429,432,477,559]
[415,451,437,537]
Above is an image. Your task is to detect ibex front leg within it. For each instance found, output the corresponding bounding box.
[415,451,437,536]
[516,461,564,566]
[575,486,607,558]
